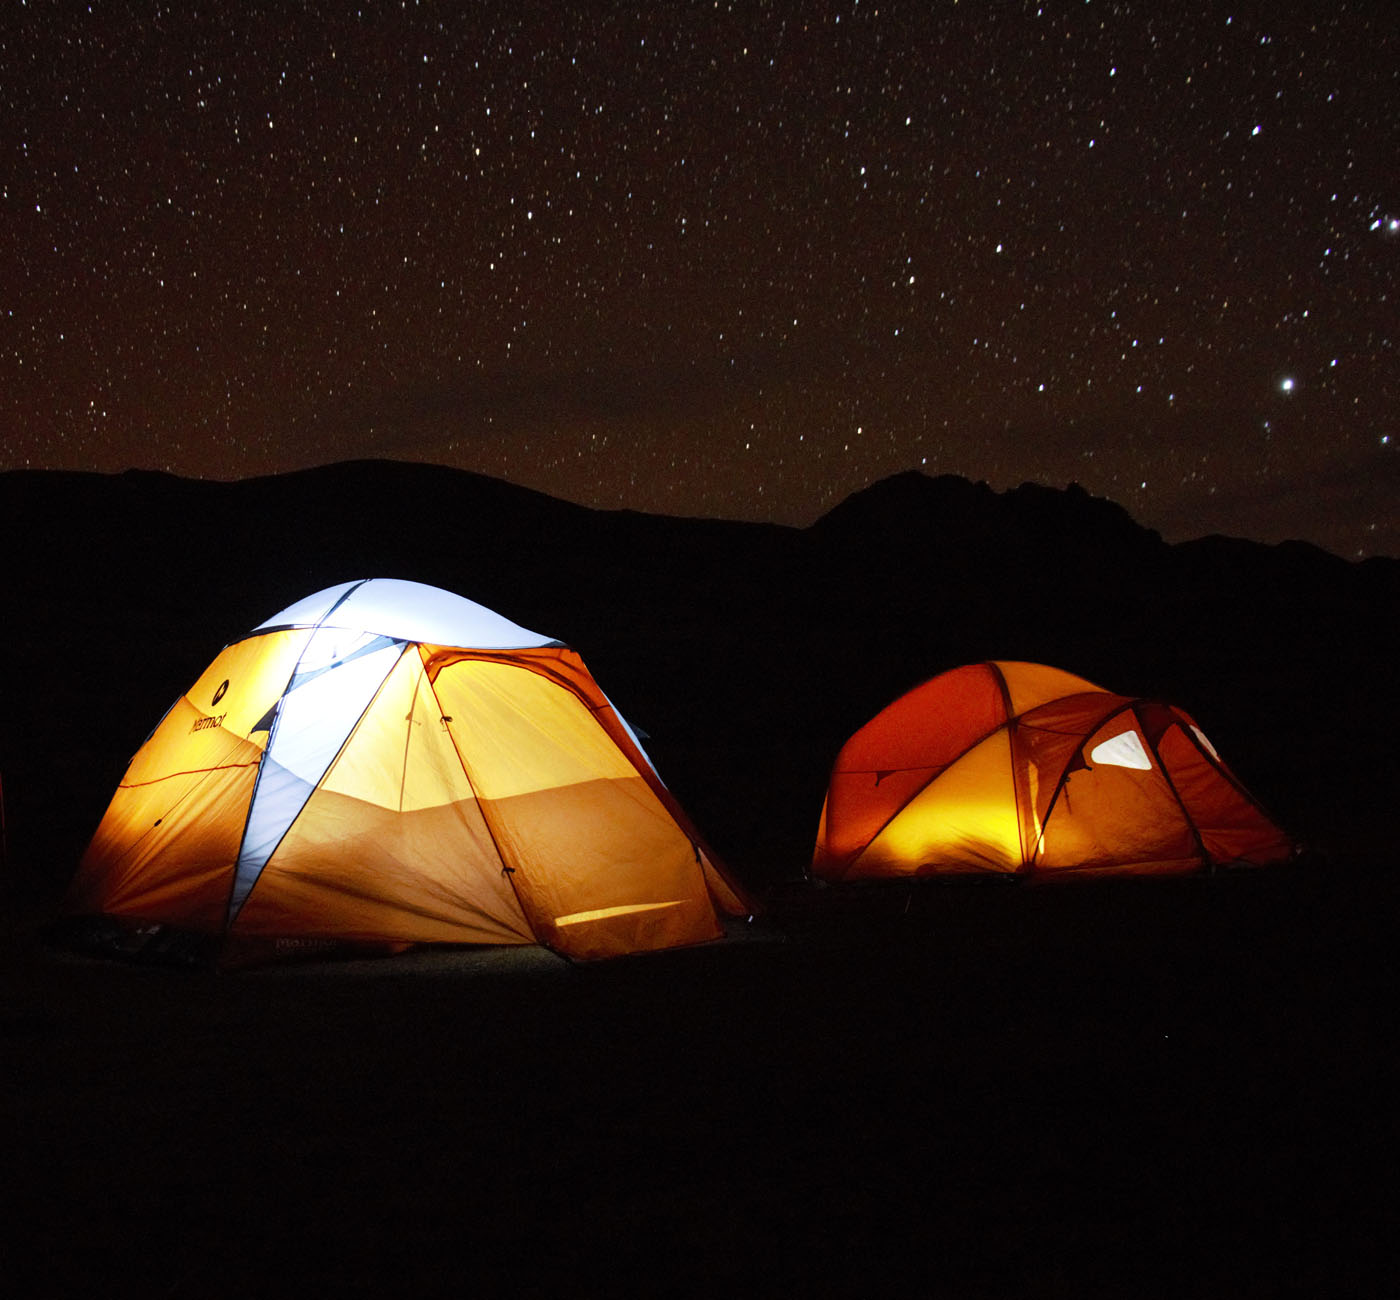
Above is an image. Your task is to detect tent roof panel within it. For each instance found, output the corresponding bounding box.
[253,578,557,650]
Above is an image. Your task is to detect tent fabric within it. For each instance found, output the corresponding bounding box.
[812,661,1293,882]
[70,579,747,962]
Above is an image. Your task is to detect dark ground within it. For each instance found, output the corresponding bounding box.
[3,861,1396,1298]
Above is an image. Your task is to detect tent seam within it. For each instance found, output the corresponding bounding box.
[224,629,404,930]
[421,650,538,944]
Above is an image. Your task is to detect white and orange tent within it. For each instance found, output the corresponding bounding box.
[69,579,747,962]
[812,661,1293,882]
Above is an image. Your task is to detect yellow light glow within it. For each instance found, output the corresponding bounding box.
[857,730,1023,874]
[554,900,688,927]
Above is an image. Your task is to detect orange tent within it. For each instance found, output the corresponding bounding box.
[70,579,748,962]
[812,661,1293,881]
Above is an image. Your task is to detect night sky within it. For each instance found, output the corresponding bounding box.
[4,2,1396,558]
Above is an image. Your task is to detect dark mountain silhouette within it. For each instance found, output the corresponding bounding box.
[2,460,1395,893]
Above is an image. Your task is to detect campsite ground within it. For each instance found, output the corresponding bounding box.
[2,861,1395,1298]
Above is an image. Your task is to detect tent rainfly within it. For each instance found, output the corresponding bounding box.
[69,578,748,963]
[812,660,1293,882]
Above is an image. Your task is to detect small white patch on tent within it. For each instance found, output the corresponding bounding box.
[1190,725,1220,760]
[1089,730,1153,770]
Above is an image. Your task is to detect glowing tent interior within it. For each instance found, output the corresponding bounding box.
[811,661,1293,882]
[69,578,747,962]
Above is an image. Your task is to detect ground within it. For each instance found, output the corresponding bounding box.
[2,863,1395,1297]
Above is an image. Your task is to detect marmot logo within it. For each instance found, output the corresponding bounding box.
[274,937,340,954]
[192,713,226,733]
[211,679,229,707]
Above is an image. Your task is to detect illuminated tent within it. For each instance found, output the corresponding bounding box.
[70,578,747,962]
[812,661,1292,881]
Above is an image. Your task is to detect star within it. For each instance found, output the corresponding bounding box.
[0,2,1394,558]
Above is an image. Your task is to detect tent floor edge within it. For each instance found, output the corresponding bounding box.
[217,932,416,969]
[44,913,221,969]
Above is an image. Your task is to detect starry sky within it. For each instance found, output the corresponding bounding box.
[3,1,1396,558]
